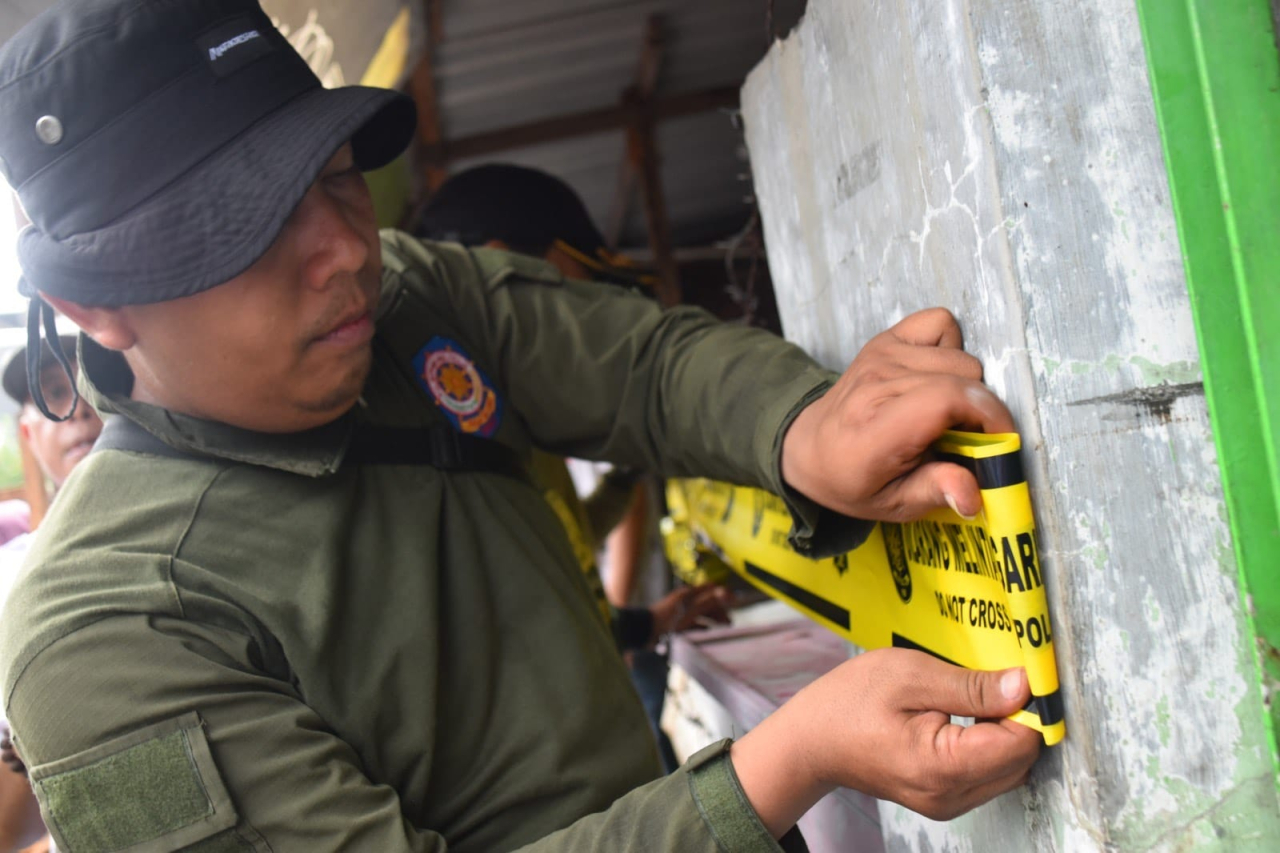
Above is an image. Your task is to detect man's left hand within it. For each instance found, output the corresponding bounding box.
[649,584,733,642]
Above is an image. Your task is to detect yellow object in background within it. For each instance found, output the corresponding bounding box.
[359,6,412,89]
[357,6,414,229]
[663,430,1065,745]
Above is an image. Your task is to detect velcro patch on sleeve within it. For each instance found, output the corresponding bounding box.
[29,712,240,852]
[687,739,784,853]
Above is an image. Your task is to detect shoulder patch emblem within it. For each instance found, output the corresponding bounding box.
[413,336,503,437]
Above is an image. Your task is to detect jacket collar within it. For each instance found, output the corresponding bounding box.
[79,334,352,477]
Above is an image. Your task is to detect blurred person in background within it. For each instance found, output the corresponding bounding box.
[3,338,102,499]
[0,336,97,853]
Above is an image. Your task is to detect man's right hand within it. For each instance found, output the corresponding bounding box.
[780,308,1014,524]
[730,648,1042,836]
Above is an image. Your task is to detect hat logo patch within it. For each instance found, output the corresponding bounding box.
[197,16,275,78]
[208,30,262,62]
[413,337,503,438]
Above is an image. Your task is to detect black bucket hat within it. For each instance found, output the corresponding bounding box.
[0,0,417,419]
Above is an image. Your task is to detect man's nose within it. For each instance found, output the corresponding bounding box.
[297,187,370,290]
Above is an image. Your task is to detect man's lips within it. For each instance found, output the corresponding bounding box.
[317,310,374,346]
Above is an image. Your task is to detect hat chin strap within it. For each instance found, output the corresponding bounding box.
[25,294,79,422]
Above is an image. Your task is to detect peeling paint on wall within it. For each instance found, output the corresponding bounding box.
[742,0,1280,849]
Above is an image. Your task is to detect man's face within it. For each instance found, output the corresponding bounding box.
[114,145,382,433]
[20,363,103,486]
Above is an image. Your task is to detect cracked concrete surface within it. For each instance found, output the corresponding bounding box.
[742,0,1280,849]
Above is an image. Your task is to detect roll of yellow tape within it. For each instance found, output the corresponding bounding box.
[664,430,1065,745]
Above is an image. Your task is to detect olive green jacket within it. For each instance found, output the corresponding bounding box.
[0,233,839,852]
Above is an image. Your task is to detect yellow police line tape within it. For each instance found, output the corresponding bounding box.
[662,430,1065,746]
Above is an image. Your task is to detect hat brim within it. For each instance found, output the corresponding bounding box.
[18,85,415,306]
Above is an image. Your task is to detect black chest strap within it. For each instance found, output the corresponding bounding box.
[344,423,528,482]
[93,416,529,483]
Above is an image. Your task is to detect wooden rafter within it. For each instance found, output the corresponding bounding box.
[408,0,447,191]
[425,86,738,163]
[629,91,681,307]
[605,15,665,249]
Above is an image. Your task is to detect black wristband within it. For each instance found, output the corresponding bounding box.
[603,466,645,490]
[614,606,656,651]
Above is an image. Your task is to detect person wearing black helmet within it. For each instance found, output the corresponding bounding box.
[0,2,1038,851]
[415,163,657,289]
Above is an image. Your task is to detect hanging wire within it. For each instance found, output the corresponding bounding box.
[724,208,761,326]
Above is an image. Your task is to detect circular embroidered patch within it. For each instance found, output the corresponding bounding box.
[412,336,503,437]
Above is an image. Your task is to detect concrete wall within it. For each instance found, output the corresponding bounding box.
[741,1,1280,849]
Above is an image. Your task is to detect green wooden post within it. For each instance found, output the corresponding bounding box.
[1136,0,1280,780]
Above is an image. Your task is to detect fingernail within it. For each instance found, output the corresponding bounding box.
[1000,670,1023,701]
[945,493,979,522]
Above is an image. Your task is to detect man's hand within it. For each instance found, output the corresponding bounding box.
[649,584,733,642]
[781,308,1014,522]
[731,648,1042,835]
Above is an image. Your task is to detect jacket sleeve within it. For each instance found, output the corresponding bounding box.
[386,234,833,493]
[384,234,872,556]
[7,616,802,853]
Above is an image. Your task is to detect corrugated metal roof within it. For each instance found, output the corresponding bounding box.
[436,0,769,136]
[433,0,808,248]
[0,0,808,252]
[452,108,751,249]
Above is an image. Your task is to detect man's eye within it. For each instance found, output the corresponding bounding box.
[326,162,359,180]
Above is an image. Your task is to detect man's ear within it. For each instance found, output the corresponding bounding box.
[42,294,137,352]
[18,417,31,443]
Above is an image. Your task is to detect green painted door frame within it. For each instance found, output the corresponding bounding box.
[1135,0,1280,779]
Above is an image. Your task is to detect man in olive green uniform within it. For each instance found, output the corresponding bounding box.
[414,162,731,661]
[414,162,730,772]
[0,2,1040,851]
